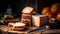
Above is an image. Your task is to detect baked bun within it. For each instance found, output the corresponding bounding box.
[56,13,60,22]
[51,3,60,13]
[41,7,53,18]
[41,7,50,14]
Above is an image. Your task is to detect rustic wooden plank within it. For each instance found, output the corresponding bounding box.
[0,25,39,34]
[1,25,60,34]
[42,29,60,34]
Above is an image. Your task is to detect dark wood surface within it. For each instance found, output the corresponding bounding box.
[0,25,60,34]
[0,25,39,34]
[42,29,60,34]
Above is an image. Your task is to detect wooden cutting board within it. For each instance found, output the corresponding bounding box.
[0,25,39,34]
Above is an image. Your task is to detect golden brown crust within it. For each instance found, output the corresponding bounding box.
[51,3,60,13]
[56,13,60,22]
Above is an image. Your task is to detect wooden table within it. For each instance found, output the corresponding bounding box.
[0,25,40,34]
[0,25,60,34]
[42,29,60,34]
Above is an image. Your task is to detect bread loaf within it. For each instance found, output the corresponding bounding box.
[21,7,36,26]
[32,15,49,27]
[21,14,31,19]
[21,19,31,26]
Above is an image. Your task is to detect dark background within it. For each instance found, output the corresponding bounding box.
[38,0,60,13]
[0,0,60,19]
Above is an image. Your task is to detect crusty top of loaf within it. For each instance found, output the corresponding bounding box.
[22,7,33,13]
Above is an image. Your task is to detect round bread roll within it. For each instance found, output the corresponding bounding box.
[51,3,60,13]
[41,7,50,15]
[56,13,60,22]
[41,7,53,18]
